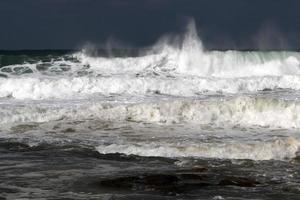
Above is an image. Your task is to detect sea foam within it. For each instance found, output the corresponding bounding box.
[1,96,300,129]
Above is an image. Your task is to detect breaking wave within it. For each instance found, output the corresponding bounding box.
[1,96,300,129]
[1,75,300,99]
[0,21,300,100]
[1,20,300,162]
[96,137,300,160]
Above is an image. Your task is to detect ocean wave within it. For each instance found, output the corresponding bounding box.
[96,137,300,160]
[75,21,300,78]
[0,21,300,100]
[1,96,300,129]
[1,75,300,99]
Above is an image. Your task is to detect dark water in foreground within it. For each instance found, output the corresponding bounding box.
[0,135,300,200]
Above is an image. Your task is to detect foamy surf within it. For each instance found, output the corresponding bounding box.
[1,20,300,163]
[96,137,300,160]
[2,75,300,99]
[1,96,300,129]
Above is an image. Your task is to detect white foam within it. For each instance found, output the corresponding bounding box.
[74,20,300,79]
[96,137,300,160]
[1,96,300,129]
[75,52,300,80]
[75,44,300,79]
[1,75,300,100]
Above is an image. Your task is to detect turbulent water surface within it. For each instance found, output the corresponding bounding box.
[1,23,300,199]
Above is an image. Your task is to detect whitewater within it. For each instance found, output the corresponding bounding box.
[0,21,300,162]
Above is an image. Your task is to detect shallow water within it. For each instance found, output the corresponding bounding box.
[0,136,300,199]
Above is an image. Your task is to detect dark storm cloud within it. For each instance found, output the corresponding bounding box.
[0,0,300,50]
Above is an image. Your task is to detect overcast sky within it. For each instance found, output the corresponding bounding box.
[0,0,300,50]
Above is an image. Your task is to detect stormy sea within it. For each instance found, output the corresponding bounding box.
[0,22,300,200]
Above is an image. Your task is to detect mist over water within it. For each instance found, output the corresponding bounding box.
[1,20,300,199]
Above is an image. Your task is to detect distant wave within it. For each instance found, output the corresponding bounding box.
[0,21,300,100]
